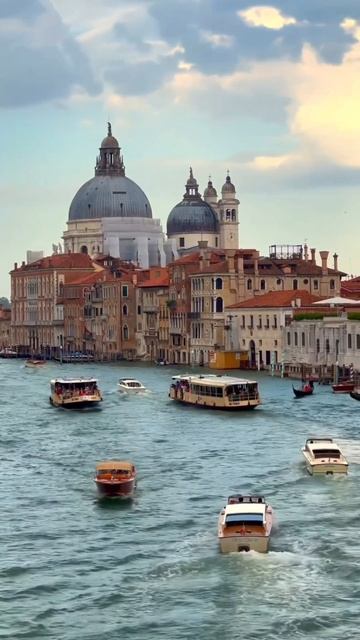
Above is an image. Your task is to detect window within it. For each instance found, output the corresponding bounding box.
[313,280,318,290]
[123,304,128,316]
[179,237,185,248]
[123,325,129,340]
[330,279,335,290]
[137,305,141,315]
[325,338,330,353]
[293,279,298,290]
[215,277,223,290]
[122,285,128,297]
[294,332,298,346]
[316,338,320,353]
[273,315,277,329]
[357,334,360,349]
[260,279,266,290]
[215,237,218,247]
[348,333,352,349]
[247,279,252,290]
[276,279,282,286]
[241,315,245,329]
[302,332,305,347]
[215,297,223,313]
[287,332,291,346]
[303,279,309,285]
[80,245,88,254]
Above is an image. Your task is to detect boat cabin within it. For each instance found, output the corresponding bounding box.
[305,438,341,459]
[171,375,259,400]
[50,377,99,397]
[223,502,266,527]
[96,461,135,480]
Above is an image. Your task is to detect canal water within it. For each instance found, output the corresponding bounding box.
[1,360,359,639]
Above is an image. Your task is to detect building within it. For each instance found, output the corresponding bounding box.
[341,276,360,300]
[0,306,11,348]
[137,268,169,361]
[63,124,176,268]
[10,254,96,355]
[226,290,324,369]
[167,169,239,252]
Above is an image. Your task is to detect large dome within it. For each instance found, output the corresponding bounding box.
[68,175,152,220]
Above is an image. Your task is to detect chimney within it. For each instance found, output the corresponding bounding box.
[21,261,25,267]
[14,262,18,270]
[197,240,208,250]
[319,250,329,274]
[310,248,316,264]
[254,257,259,276]
[237,255,244,275]
[227,250,236,273]
[333,253,338,271]
[304,244,309,262]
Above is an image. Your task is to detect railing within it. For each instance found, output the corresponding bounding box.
[143,305,158,313]
[187,312,201,320]
[169,327,182,334]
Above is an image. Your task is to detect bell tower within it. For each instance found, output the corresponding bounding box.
[218,172,239,249]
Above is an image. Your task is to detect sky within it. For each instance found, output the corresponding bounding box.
[1,0,360,295]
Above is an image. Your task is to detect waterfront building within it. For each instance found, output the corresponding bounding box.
[285,303,360,374]
[0,306,11,348]
[10,254,96,355]
[226,290,323,369]
[167,169,239,252]
[137,268,169,361]
[63,124,176,268]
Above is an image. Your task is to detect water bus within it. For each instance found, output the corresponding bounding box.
[169,374,260,410]
[218,495,273,553]
[94,461,137,498]
[302,437,348,475]
[49,377,102,409]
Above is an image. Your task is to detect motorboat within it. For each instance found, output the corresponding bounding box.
[293,380,314,398]
[302,437,348,475]
[332,380,355,393]
[94,460,137,498]
[25,359,46,368]
[118,378,146,393]
[169,374,260,410]
[218,495,273,553]
[0,348,17,358]
[49,377,103,409]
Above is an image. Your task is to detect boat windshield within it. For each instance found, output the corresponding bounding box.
[97,468,131,477]
[313,449,341,459]
[225,513,264,525]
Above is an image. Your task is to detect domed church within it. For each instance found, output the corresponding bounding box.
[167,168,239,252]
[63,124,175,267]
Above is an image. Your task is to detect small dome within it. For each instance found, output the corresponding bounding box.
[204,179,217,198]
[101,134,119,148]
[167,201,219,235]
[222,174,235,194]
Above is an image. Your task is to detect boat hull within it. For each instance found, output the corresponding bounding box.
[302,451,348,475]
[50,395,102,409]
[350,391,360,401]
[332,382,355,393]
[95,478,136,498]
[219,533,270,554]
[169,391,259,410]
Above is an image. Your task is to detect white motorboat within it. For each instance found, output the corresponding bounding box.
[118,378,147,394]
[302,437,348,475]
[218,495,273,553]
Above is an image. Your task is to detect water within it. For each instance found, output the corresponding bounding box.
[1,361,359,639]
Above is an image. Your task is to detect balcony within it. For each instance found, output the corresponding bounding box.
[143,304,158,313]
[169,327,182,335]
[145,328,158,337]
[53,318,64,326]
[187,312,201,320]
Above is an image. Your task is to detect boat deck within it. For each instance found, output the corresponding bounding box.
[221,523,267,537]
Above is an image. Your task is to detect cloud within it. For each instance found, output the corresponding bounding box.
[201,31,234,48]
[239,6,297,30]
[0,0,99,108]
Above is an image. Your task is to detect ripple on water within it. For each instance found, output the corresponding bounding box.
[1,363,360,639]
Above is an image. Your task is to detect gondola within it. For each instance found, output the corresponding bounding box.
[350,390,360,402]
[293,380,314,398]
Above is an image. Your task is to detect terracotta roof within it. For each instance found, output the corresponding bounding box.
[12,253,94,272]
[64,272,106,286]
[138,275,169,288]
[258,258,345,277]
[341,277,360,299]
[227,290,325,309]
[170,250,224,266]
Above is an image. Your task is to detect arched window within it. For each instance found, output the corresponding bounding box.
[123,304,128,316]
[215,297,223,313]
[215,277,223,290]
[293,279,298,290]
[226,209,231,221]
[123,325,129,341]
[260,279,266,290]
[247,279,252,290]
[80,245,88,254]
[294,332,298,346]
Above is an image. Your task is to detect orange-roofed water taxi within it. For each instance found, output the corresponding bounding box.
[218,495,273,553]
[169,374,260,410]
[49,378,102,409]
[94,461,137,498]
